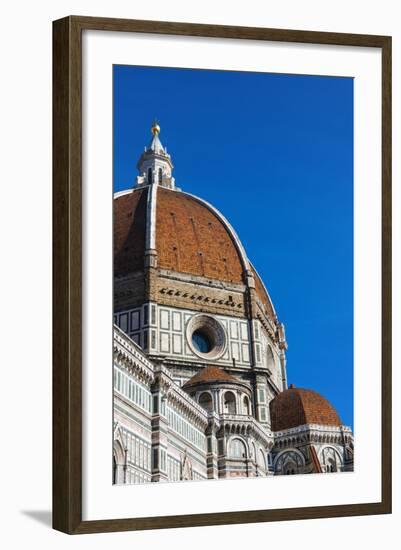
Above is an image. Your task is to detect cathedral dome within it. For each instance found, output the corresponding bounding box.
[114,186,276,320]
[155,187,245,283]
[114,186,245,283]
[114,122,278,328]
[183,365,239,389]
[269,386,342,431]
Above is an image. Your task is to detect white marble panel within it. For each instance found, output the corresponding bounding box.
[230,321,238,339]
[172,311,181,332]
[160,332,170,353]
[240,322,248,341]
[231,342,240,361]
[172,334,182,354]
[242,343,250,363]
[160,309,170,330]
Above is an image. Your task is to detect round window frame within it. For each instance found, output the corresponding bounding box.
[186,314,227,360]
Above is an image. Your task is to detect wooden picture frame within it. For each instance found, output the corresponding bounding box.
[53,15,392,534]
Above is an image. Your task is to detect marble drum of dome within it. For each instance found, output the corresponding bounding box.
[185,314,227,360]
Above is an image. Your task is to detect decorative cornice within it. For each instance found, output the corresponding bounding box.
[219,413,274,448]
[155,365,209,430]
[256,311,277,341]
[184,378,252,393]
[114,325,155,385]
[158,268,246,291]
[272,423,354,448]
[159,286,244,309]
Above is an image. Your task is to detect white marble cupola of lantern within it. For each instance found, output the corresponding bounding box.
[136,121,176,189]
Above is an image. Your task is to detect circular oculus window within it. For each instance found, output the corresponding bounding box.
[186,314,227,360]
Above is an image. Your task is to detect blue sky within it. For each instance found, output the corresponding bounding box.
[113,65,354,429]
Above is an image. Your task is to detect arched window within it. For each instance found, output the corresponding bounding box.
[274,450,304,475]
[321,446,342,473]
[258,449,266,470]
[199,392,213,412]
[223,391,236,414]
[113,455,117,484]
[230,438,247,459]
[243,395,251,415]
[113,439,126,484]
[158,167,163,184]
[266,345,275,371]
[147,167,153,184]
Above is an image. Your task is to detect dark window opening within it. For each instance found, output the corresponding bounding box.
[192,330,212,353]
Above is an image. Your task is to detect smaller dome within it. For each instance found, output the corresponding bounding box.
[183,365,237,389]
[270,386,342,431]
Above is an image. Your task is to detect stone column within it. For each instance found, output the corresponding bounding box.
[206,412,220,479]
[150,381,169,482]
[216,426,228,479]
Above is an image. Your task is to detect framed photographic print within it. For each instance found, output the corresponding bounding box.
[53,16,392,534]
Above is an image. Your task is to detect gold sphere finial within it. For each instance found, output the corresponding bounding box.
[151,120,160,136]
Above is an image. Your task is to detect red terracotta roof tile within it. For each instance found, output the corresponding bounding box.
[183,365,238,388]
[114,188,147,277]
[156,188,244,283]
[270,387,342,431]
[113,187,280,324]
